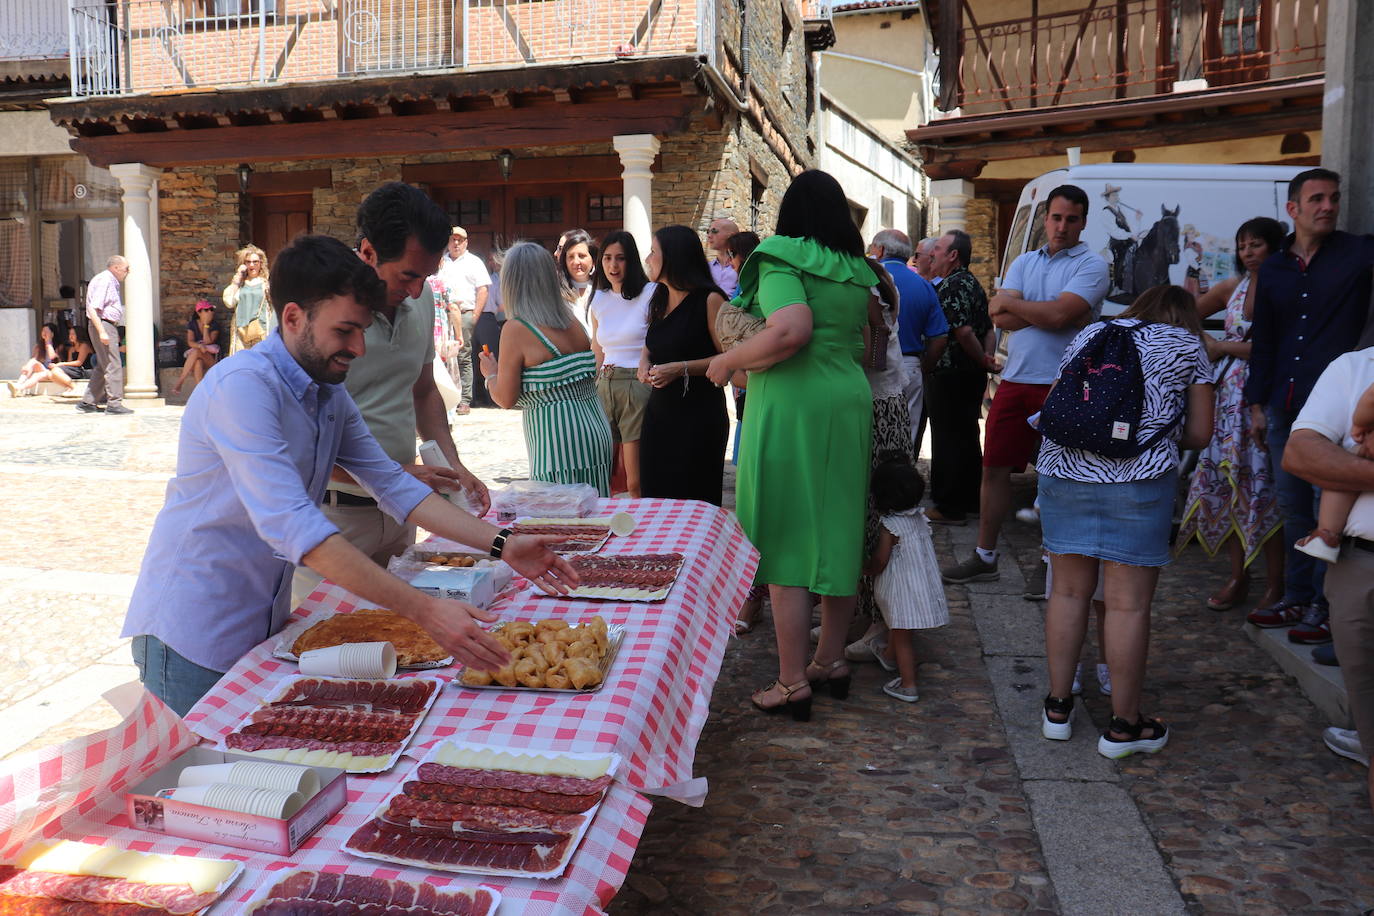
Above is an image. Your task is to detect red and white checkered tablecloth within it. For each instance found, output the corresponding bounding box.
[0,499,753,915]
[185,498,759,802]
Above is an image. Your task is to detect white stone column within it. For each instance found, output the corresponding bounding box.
[109,163,162,402]
[930,178,975,233]
[613,134,660,264]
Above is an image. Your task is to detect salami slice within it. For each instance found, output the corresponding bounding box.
[385,796,582,836]
[415,762,612,797]
[262,871,490,916]
[226,733,400,757]
[348,818,571,874]
[402,779,601,814]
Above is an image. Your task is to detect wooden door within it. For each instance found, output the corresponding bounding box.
[251,193,313,266]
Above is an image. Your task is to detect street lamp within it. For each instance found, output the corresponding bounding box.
[237,163,253,193]
[496,149,514,181]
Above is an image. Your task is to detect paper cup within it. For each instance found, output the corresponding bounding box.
[299,641,396,678]
[174,783,303,818]
[177,763,238,788]
[229,761,321,799]
[609,512,636,537]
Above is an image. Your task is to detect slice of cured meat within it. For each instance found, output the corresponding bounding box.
[0,900,154,915]
[415,762,612,798]
[242,706,417,743]
[349,818,572,874]
[270,678,436,714]
[0,867,216,914]
[565,553,685,593]
[262,871,491,916]
[402,779,601,814]
[226,733,400,757]
[386,796,582,835]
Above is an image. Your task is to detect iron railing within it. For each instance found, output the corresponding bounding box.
[68,0,704,97]
[949,0,1325,115]
[1,0,70,61]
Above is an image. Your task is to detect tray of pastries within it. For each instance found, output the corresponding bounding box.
[457,617,623,693]
[275,608,453,668]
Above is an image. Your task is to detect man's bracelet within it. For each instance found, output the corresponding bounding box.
[489,527,513,559]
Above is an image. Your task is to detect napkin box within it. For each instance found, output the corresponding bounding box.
[409,564,502,608]
[125,747,346,855]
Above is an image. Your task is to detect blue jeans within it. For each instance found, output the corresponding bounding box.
[131,635,227,717]
[1266,406,1327,610]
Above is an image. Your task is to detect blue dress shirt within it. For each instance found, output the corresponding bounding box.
[122,332,434,671]
[882,259,948,356]
[1244,230,1374,412]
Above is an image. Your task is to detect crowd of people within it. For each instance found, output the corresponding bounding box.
[31,166,1370,815]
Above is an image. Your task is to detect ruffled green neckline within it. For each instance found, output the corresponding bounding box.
[732,236,878,312]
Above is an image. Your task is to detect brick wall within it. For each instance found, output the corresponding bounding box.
[965,196,997,295]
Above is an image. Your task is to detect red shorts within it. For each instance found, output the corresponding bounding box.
[983,380,1051,471]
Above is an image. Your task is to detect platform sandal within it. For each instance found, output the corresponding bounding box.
[1097,715,1169,759]
[1041,694,1074,741]
[751,679,812,721]
[805,657,852,700]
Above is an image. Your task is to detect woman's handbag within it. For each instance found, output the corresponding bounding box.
[715,302,766,350]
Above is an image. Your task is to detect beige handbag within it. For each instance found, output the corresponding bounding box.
[714,302,766,350]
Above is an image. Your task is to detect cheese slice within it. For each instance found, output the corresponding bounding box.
[433,744,611,779]
[15,842,234,894]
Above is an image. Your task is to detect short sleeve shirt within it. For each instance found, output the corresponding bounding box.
[933,267,991,372]
[1293,348,1374,538]
[999,243,1110,384]
[437,251,492,310]
[1036,319,1212,483]
[333,285,438,483]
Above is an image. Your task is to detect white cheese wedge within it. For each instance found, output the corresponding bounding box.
[433,744,611,778]
[15,842,233,894]
[127,854,235,894]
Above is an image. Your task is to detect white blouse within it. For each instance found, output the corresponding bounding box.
[589,283,656,368]
[1036,318,1212,483]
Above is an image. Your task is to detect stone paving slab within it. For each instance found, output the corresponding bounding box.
[972,593,1050,658]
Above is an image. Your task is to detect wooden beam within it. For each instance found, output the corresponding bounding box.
[402,153,656,186]
[213,168,333,195]
[491,91,511,108]
[71,98,698,168]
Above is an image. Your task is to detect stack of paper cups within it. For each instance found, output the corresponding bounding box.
[171,783,304,818]
[298,641,397,678]
[179,761,321,800]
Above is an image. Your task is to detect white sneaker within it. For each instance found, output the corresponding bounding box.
[1041,699,1073,741]
[1323,727,1370,767]
[1071,662,1083,696]
[1096,663,1112,696]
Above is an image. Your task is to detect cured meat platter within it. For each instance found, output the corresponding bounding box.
[0,840,243,915]
[244,869,500,915]
[343,741,621,880]
[216,675,443,774]
[534,552,686,602]
[509,518,615,554]
[273,609,454,670]
[457,618,625,695]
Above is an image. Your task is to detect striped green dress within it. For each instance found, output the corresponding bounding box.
[515,319,613,496]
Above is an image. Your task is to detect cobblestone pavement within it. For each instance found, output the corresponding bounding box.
[1,398,1370,913]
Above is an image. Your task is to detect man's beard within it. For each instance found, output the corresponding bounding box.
[296,321,353,385]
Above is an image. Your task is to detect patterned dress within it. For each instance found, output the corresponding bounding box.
[874,509,949,630]
[513,319,613,496]
[1176,276,1282,564]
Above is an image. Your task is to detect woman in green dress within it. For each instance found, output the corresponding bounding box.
[480,242,613,495]
[708,170,877,720]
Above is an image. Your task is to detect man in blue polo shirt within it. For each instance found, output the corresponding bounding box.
[942,185,1109,586]
[870,229,947,454]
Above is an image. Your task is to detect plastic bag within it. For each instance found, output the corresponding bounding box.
[388,538,513,596]
[490,480,599,523]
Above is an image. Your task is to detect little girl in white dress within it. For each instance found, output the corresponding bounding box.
[867,453,949,702]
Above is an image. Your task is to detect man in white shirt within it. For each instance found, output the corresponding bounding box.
[435,227,492,414]
[78,254,132,415]
[706,216,739,293]
[942,186,1109,587]
[1285,347,1374,813]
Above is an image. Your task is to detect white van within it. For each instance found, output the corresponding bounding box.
[1000,163,1303,321]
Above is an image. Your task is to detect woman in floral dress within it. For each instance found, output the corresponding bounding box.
[1176,217,1286,610]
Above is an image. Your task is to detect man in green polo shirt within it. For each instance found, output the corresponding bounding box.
[293,182,490,605]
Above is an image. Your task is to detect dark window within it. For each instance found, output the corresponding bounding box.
[184,0,277,18]
[587,193,623,223]
[750,175,765,232]
[880,196,894,229]
[446,198,491,227]
[516,196,564,225]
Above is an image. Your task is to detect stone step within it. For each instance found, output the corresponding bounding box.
[1244,621,1351,728]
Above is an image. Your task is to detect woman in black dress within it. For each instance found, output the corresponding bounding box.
[637,225,730,504]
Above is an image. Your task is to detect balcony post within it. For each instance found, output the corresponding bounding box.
[613,134,661,265]
[108,163,163,403]
[930,179,975,233]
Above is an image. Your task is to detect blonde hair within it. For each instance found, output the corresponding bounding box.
[1120,284,1203,336]
[235,244,270,281]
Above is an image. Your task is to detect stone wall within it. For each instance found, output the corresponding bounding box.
[965,196,998,295]
[153,113,794,332]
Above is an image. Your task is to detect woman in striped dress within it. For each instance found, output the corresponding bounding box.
[479,242,613,495]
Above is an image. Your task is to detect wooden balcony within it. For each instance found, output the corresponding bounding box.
[934,0,1325,117]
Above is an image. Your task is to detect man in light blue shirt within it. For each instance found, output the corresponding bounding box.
[941,185,1109,588]
[122,235,573,715]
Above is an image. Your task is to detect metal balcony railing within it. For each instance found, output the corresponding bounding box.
[0,0,70,61]
[949,0,1325,115]
[68,0,704,98]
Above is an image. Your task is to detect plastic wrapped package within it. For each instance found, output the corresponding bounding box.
[389,539,514,597]
[490,480,599,523]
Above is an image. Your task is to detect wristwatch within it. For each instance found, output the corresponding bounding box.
[489,527,513,559]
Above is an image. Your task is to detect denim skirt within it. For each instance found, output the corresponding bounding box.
[1039,471,1178,567]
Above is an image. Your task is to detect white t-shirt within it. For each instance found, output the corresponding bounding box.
[589,283,655,367]
[1293,347,1374,539]
[436,251,491,310]
[1036,319,1212,483]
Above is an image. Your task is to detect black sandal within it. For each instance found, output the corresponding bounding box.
[1097,715,1169,759]
[1041,694,1074,740]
